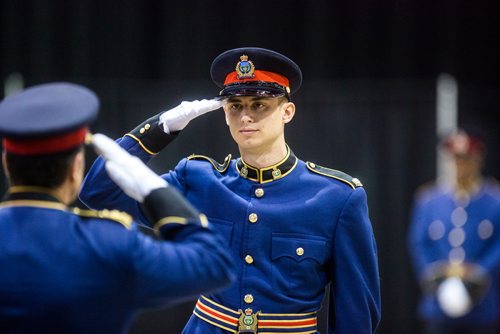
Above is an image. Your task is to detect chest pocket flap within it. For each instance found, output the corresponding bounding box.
[271,234,328,263]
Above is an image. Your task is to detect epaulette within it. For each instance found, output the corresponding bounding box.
[71,207,133,230]
[306,161,363,189]
[187,154,232,173]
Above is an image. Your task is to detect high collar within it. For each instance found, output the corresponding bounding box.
[1,186,66,210]
[236,146,298,184]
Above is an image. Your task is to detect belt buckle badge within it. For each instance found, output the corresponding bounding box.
[238,308,260,334]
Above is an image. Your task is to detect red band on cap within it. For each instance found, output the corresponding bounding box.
[3,127,88,155]
[224,70,290,88]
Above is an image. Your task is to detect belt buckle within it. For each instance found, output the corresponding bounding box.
[237,308,260,334]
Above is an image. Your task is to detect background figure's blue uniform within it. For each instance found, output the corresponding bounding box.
[0,189,234,334]
[408,180,500,329]
[80,135,381,334]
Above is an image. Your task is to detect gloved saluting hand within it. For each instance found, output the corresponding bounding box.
[159,99,223,134]
[90,133,167,203]
[90,133,203,231]
[124,98,224,156]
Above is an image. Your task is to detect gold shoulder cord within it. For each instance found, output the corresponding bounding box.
[72,207,133,230]
[188,154,232,173]
[306,161,363,189]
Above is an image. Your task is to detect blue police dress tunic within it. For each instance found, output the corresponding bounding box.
[408,180,500,327]
[0,188,234,333]
[80,131,381,334]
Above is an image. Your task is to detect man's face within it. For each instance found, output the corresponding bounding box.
[223,96,294,152]
[454,152,483,181]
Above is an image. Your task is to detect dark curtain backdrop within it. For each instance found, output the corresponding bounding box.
[1,1,499,333]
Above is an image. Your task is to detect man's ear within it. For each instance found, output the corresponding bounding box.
[69,149,85,182]
[282,102,296,124]
[223,107,230,126]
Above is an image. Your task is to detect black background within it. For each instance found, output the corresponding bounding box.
[1,1,499,333]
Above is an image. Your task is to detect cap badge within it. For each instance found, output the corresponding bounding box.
[236,55,255,79]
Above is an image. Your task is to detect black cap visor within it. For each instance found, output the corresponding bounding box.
[216,81,289,100]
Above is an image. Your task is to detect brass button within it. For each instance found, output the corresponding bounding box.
[255,188,264,198]
[272,169,282,179]
[244,294,254,304]
[245,255,254,264]
[139,127,145,134]
[248,213,258,223]
[144,123,151,130]
[296,247,304,256]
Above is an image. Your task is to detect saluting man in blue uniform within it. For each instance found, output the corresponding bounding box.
[408,129,500,333]
[81,47,381,333]
[0,82,235,333]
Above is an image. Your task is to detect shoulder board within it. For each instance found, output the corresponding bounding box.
[71,207,133,230]
[306,161,363,189]
[187,154,231,173]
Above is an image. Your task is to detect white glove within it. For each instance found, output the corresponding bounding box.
[159,99,223,134]
[437,277,472,318]
[90,133,167,203]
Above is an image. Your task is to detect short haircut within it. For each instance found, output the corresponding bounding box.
[278,96,289,104]
[5,146,82,188]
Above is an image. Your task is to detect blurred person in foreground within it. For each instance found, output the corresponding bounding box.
[80,47,381,333]
[408,128,500,334]
[0,82,234,333]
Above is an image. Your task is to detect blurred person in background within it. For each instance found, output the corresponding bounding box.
[0,82,234,333]
[408,128,500,334]
[80,47,381,333]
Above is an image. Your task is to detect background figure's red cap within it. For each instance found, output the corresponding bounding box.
[442,129,486,156]
[0,82,99,155]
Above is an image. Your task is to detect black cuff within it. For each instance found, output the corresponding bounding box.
[127,113,179,154]
[140,187,201,227]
